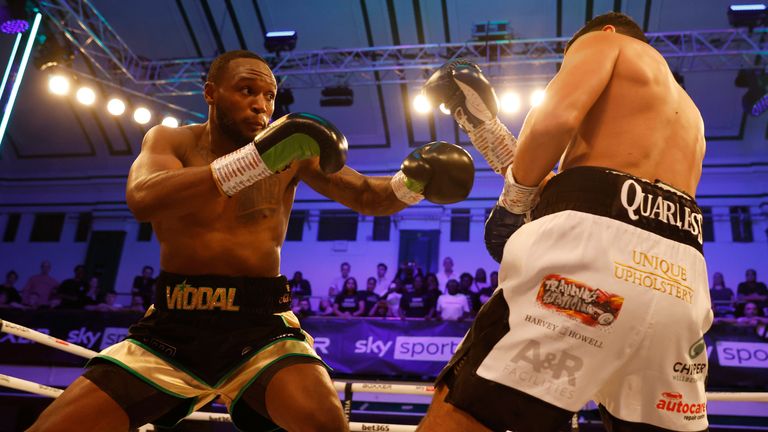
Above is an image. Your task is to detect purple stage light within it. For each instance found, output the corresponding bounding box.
[1,19,28,34]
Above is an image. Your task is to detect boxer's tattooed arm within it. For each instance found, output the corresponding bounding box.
[297,160,408,216]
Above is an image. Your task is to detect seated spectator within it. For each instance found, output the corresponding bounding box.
[399,278,435,319]
[436,256,457,291]
[317,297,335,317]
[437,279,471,321]
[86,290,123,312]
[382,280,404,318]
[21,260,58,308]
[24,292,45,310]
[132,265,156,309]
[289,271,312,299]
[0,270,23,308]
[425,273,441,301]
[458,272,480,314]
[361,277,380,315]
[710,272,735,317]
[128,294,146,312]
[330,262,353,293]
[737,269,768,304]
[294,298,315,320]
[478,285,496,306]
[374,263,390,296]
[56,265,88,309]
[80,276,102,309]
[327,286,339,302]
[472,268,490,293]
[368,299,391,318]
[333,277,365,318]
[489,271,499,290]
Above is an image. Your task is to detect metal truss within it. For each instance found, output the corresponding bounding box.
[36,0,768,97]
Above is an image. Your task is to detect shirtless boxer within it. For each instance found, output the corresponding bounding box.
[28,50,474,432]
[420,12,710,432]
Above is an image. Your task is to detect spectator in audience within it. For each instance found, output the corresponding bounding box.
[458,272,481,313]
[333,277,365,318]
[437,279,471,321]
[293,298,315,320]
[87,290,123,312]
[330,262,353,293]
[56,265,88,309]
[489,271,499,290]
[710,272,735,317]
[399,276,436,319]
[132,265,156,310]
[361,277,381,315]
[23,292,45,310]
[368,299,392,318]
[289,271,312,299]
[0,270,23,308]
[478,285,496,306]
[80,276,102,309]
[128,294,146,312]
[374,263,390,296]
[436,256,457,291]
[21,260,58,307]
[737,269,768,304]
[394,261,418,289]
[317,298,335,317]
[425,272,441,303]
[327,286,339,302]
[383,280,404,318]
[472,268,490,293]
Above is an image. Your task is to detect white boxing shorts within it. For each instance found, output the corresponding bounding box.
[437,166,712,432]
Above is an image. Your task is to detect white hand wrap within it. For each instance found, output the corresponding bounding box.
[498,165,539,214]
[454,111,516,174]
[391,171,424,205]
[210,143,273,197]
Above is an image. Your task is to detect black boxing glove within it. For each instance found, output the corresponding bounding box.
[423,59,516,174]
[211,112,347,196]
[390,141,475,205]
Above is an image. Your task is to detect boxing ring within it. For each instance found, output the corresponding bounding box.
[2,319,767,432]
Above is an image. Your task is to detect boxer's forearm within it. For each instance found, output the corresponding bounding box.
[126,166,223,221]
[511,111,574,187]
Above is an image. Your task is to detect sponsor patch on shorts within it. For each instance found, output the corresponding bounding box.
[536,274,624,327]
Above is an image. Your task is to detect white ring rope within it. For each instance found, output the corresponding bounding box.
[1,318,767,432]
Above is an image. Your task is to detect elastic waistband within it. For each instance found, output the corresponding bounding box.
[154,271,291,314]
[532,166,704,254]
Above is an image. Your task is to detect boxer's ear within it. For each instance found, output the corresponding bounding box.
[602,24,616,33]
[203,81,215,105]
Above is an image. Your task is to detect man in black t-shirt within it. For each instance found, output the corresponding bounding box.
[399,281,435,319]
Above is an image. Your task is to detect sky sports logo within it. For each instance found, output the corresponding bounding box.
[716,341,768,368]
[354,336,462,361]
[393,336,462,361]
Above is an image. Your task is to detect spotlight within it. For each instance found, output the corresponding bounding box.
[106,98,125,116]
[0,0,28,34]
[413,94,432,113]
[264,30,297,54]
[438,103,451,115]
[161,116,179,128]
[47,74,70,96]
[320,86,353,107]
[727,4,767,28]
[76,86,96,106]
[133,107,151,125]
[499,91,521,113]
[530,89,546,107]
[34,35,74,71]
